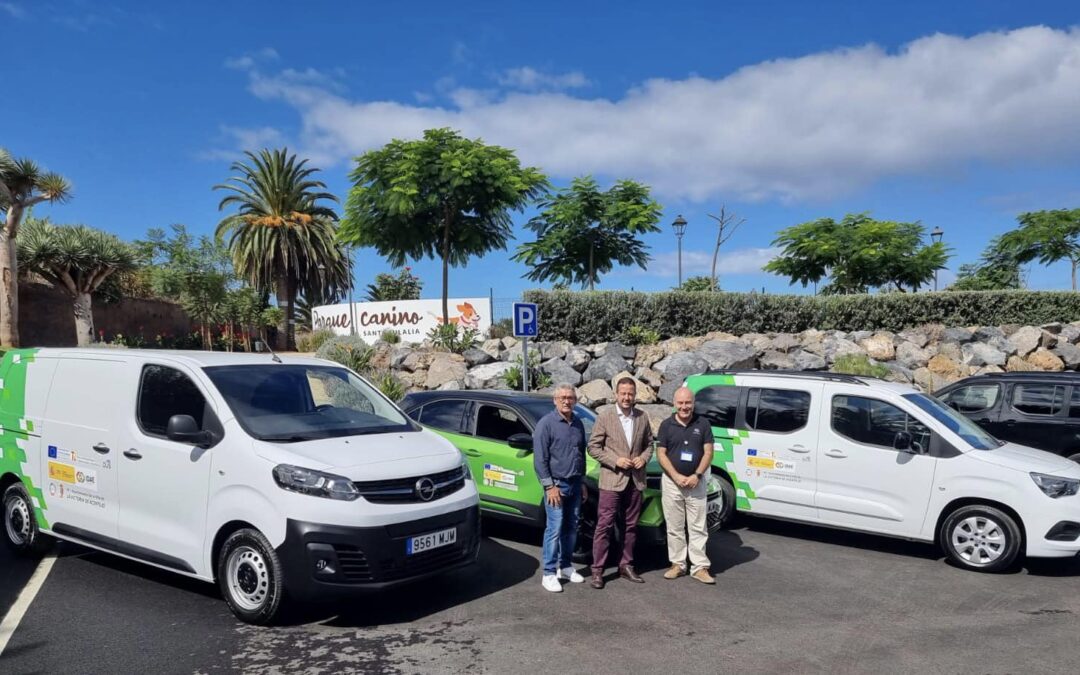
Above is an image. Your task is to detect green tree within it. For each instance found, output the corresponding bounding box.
[997,208,1080,290]
[215,148,350,350]
[948,236,1025,291]
[364,267,422,301]
[0,148,72,346]
[675,275,719,292]
[764,213,950,294]
[512,176,662,291]
[341,128,547,322]
[18,219,135,346]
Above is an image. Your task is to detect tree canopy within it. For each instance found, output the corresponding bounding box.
[341,128,547,322]
[763,213,950,294]
[948,236,1025,291]
[997,208,1080,290]
[512,176,662,290]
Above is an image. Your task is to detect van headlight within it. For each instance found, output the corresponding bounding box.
[460,457,473,481]
[1030,472,1080,499]
[273,464,360,501]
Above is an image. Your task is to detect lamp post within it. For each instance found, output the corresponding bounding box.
[931,226,944,291]
[672,215,688,287]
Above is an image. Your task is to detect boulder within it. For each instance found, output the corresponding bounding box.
[971,365,1004,376]
[582,353,631,382]
[698,340,758,370]
[585,342,608,357]
[653,351,709,380]
[895,342,933,370]
[462,347,494,368]
[936,342,963,362]
[633,343,666,369]
[822,337,864,363]
[1053,342,1080,369]
[369,343,395,371]
[540,358,583,387]
[896,328,929,349]
[1027,349,1065,372]
[986,336,1017,356]
[759,350,795,370]
[1008,326,1042,357]
[610,370,656,404]
[402,349,438,372]
[635,367,662,389]
[480,339,504,360]
[661,336,705,357]
[927,355,964,379]
[941,327,975,343]
[913,367,951,393]
[566,346,591,372]
[883,363,914,384]
[771,333,802,353]
[703,331,741,342]
[1060,324,1080,344]
[500,336,519,350]
[391,346,413,369]
[1006,355,1038,372]
[464,362,515,389]
[540,341,570,361]
[1041,322,1063,335]
[1039,330,1059,350]
[577,379,615,408]
[973,326,1006,341]
[960,342,1007,368]
[424,353,467,389]
[437,380,463,390]
[604,341,638,361]
[848,330,874,343]
[791,350,827,371]
[751,335,775,352]
[859,333,896,361]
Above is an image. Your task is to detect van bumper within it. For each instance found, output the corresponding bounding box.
[275,505,480,598]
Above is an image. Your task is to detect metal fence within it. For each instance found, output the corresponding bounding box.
[490,292,521,324]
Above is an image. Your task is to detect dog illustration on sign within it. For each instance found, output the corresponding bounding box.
[432,302,482,329]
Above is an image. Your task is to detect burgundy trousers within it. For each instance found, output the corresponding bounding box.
[591,484,643,572]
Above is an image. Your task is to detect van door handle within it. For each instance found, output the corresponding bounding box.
[123,449,143,460]
[825,449,847,458]
[787,445,810,453]
[463,449,482,457]
[92,443,110,454]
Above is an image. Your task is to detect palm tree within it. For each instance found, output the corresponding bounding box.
[18,219,135,346]
[0,149,72,346]
[214,148,349,350]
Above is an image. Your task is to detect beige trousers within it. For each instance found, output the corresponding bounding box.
[661,473,711,574]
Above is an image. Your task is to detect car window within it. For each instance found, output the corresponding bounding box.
[475,404,530,442]
[694,385,741,429]
[138,365,208,436]
[418,400,469,433]
[746,388,810,433]
[1011,384,1064,416]
[832,395,931,451]
[1070,388,1080,419]
[941,384,1000,413]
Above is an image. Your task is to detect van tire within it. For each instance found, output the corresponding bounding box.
[3,482,51,556]
[217,528,285,625]
[940,505,1022,573]
[711,474,737,529]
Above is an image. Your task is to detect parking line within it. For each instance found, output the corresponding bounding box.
[0,553,56,657]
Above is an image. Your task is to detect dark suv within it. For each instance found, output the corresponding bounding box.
[935,372,1080,462]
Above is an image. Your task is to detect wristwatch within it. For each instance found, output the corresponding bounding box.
[695,472,704,479]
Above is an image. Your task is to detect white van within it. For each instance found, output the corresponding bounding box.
[685,371,1080,572]
[0,348,480,623]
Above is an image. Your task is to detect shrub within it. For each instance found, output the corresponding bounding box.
[427,324,480,354]
[370,369,406,401]
[316,335,374,374]
[296,329,336,353]
[380,329,401,344]
[622,325,660,346]
[831,354,891,379]
[487,318,514,340]
[522,289,1080,343]
[504,351,552,390]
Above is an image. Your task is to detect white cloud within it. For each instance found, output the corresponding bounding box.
[197,125,285,162]
[640,247,780,277]
[224,47,279,71]
[496,67,590,91]
[232,26,1080,202]
[0,2,26,18]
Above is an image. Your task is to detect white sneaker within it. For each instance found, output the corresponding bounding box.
[541,574,563,593]
[560,567,585,583]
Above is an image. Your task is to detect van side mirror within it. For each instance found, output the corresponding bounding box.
[508,432,533,457]
[893,430,918,454]
[167,414,213,448]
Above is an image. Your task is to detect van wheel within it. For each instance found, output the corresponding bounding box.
[217,529,284,625]
[940,505,1021,572]
[3,482,51,555]
[709,474,737,529]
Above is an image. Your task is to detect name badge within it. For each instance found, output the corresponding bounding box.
[680,451,694,462]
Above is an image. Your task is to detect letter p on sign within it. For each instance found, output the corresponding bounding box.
[513,302,538,337]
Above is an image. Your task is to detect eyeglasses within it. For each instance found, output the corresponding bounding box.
[556,396,578,401]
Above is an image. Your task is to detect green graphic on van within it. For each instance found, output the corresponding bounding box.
[0,349,48,528]
[685,373,758,511]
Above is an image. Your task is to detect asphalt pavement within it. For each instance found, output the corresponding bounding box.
[3,516,1080,674]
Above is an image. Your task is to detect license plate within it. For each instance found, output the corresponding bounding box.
[406,527,457,555]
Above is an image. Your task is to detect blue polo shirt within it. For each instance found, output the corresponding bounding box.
[533,409,587,488]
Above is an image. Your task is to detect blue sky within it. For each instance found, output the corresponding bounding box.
[5,0,1080,304]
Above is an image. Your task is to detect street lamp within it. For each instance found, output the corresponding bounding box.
[931,226,944,291]
[672,215,688,287]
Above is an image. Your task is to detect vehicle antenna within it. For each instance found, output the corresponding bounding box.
[257,338,283,364]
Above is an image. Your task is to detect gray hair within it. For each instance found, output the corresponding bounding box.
[553,383,577,397]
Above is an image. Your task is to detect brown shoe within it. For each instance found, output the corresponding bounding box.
[619,565,645,583]
[663,564,687,580]
[691,569,716,585]
[590,571,605,589]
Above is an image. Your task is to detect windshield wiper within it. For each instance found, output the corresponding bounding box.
[259,435,309,443]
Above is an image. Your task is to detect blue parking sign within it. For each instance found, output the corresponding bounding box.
[513,302,538,337]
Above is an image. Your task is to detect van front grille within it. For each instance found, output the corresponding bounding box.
[353,466,467,504]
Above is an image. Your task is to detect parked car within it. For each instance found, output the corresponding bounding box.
[935,372,1080,462]
[683,370,1080,572]
[0,349,479,624]
[398,390,728,557]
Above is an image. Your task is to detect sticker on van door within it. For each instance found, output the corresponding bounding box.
[0,349,49,528]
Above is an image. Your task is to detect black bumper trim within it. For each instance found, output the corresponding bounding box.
[1045,520,1080,542]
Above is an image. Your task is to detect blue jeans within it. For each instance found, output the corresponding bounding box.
[541,477,582,575]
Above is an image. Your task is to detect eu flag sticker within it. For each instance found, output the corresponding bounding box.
[747,448,758,456]
[48,445,57,458]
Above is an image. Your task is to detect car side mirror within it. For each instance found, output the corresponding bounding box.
[893,430,918,454]
[167,414,213,448]
[508,432,533,457]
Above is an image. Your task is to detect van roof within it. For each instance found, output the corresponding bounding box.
[687,370,921,395]
[30,348,334,369]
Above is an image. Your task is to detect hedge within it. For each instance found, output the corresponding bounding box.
[521,290,1080,343]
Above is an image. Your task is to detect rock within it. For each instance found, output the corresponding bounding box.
[480,339,503,360]
[609,370,656,404]
[402,349,438,372]
[771,333,802,353]
[653,351,709,380]
[540,358,583,387]
[1008,326,1042,357]
[369,343,395,371]
[1061,324,1080,344]
[1027,348,1065,372]
[577,379,615,408]
[1053,342,1080,369]
[391,346,413,369]
[585,342,608,357]
[1041,322,1063,334]
[1001,323,1023,337]
[424,354,467,389]
[884,363,913,384]
[941,327,975,343]
[635,367,662,389]
[751,335,774,351]
[703,331,740,342]
[971,365,1004,376]
[859,333,896,361]
[540,341,570,361]
[698,340,758,370]
[822,338,864,363]
[565,347,591,372]
[759,350,795,370]
[465,362,515,389]
[791,350,827,371]
[973,326,1006,341]
[397,369,428,389]
[633,343,666,369]
[986,336,1017,356]
[1006,355,1038,372]
[936,342,963,362]
[437,380,463,390]
[500,336,519,350]
[927,355,964,379]
[897,328,930,348]
[913,367,951,393]
[895,342,933,370]
[848,330,874,343]
[658,380,683,405]
[960,342,1007,368]
[462,347,494,367]
[582,353,630,382]
[1040,330,1059,350]
[604,341,637,361]
[661,336,705,357]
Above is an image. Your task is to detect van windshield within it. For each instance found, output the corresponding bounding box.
[902,393,1002,451]
[204,364,415,442]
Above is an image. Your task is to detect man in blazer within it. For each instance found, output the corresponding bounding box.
[587,376,654,589]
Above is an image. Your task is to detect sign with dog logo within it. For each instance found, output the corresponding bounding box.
[312,298,492,342]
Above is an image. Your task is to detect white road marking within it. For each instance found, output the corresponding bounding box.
[0,553,56,657]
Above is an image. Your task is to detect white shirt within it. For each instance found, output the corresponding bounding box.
[617,407,634,449]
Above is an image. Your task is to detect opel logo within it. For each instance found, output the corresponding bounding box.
[415,477,436,501]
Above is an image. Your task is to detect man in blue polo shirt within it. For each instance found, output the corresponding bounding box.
[533,383,589,593]
[656,386,716,584]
